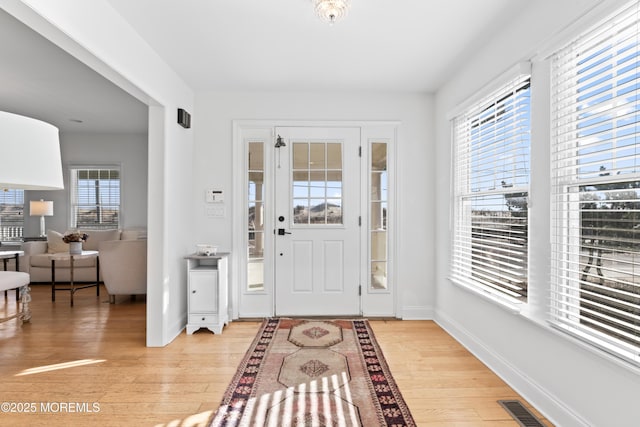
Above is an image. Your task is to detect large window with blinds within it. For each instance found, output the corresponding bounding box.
[69,167,121,229]
[0,189,24,241]
[452,74,531,304]
[551,1,640,365]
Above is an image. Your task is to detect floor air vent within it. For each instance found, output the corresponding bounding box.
[498,400,545,427]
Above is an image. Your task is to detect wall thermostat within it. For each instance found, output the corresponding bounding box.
[206,188,224,203]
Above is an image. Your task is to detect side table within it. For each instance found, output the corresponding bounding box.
[0,250,24,301]
[185,253,229,334]
[49,250,100,306]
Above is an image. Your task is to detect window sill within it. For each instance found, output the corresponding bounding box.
[448,276,522,314]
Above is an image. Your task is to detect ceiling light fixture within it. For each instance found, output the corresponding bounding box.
[314,0,351,25]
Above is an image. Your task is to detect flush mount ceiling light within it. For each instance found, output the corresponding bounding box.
[314,0,351,25]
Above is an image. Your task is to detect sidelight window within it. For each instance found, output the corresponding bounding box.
[248,141,265,291]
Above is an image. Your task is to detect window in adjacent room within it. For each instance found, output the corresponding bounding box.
[550,0,640,365]
[0,189,24,241]
[69,167,120,229]
[451,73,531,304]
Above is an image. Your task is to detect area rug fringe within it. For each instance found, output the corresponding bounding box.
[208,318,415,426]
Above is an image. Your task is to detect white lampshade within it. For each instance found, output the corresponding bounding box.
[0,111,64,190]
[30,200,54,216]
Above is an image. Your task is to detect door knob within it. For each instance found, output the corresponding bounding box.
[277,229,292,235]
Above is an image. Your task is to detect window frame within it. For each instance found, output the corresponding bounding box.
[68,165,122,230]
[550,0,640,366]
[451,73,532,307]
[247,141,266,293]
[0,189,24,242]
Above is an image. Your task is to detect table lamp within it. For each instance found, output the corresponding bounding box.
[30,200,54,237]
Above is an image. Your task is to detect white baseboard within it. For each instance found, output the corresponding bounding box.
[236,312,271,319]
[400,305,434,320]
[165,314,187,345]
[232,308,434,320]
[435,309,590,427]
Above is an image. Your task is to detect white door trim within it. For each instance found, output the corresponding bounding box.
[232,120,400,319]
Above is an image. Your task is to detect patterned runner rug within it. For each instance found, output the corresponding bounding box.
[209,318,415,427]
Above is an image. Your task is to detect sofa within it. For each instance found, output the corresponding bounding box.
[21,229,146,284]
[98,239,147,303]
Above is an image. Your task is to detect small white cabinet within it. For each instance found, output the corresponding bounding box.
[185,253,229,334]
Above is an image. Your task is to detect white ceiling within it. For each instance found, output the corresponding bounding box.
[1,0,531,134]
[0,9,148,134]
[106,0,528,92]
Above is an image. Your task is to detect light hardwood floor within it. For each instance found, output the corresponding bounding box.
[0,284,551,426]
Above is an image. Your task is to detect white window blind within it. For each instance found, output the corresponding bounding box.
[551,0,640,365]
[451,74,531,304]
[70,167,121,229]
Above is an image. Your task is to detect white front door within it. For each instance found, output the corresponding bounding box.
[274,127,361,316]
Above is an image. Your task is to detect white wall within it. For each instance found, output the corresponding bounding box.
[435,0,640,426]
[25,132,148,235]
[4,0,195,346]
[194,90,435,319]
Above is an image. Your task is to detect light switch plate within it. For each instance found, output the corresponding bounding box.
[205,205,225,218]
[205,188,224,203]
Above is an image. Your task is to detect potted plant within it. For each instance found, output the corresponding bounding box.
[62,232,89,254]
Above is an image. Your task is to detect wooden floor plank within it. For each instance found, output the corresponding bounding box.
[0,285,552,426]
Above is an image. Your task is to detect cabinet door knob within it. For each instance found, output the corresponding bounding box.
[201,317,205,321]
[192,290,196,293]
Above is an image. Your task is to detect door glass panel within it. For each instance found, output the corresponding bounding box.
[371,261,387,290]
[293,143,308,169]
[327,171,342,199]
[309,143,325,169]
[327,143,342,169]
[293,171,309,198]
[292,141,343,225]
[327,170,342,183]
[309,171,325,198]
[327,199,343,224]
[293,199,310,224]
[248,142,264,291]
[309,170,325,182]
[370,142,388,290]
[309,183,325,198]
[370,202,385,229]
[309,198,325,224]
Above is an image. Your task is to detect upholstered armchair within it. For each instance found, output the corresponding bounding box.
[98,239,147,303]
